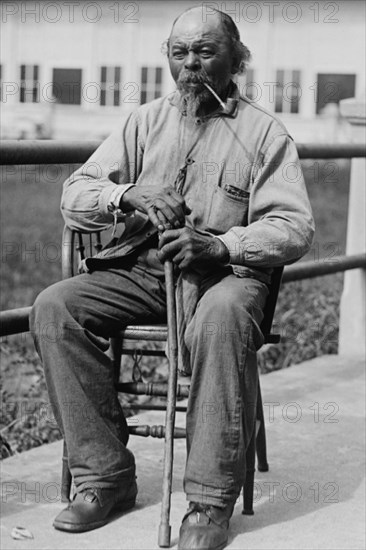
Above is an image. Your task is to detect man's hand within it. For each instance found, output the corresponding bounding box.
[158,227,230,270]
[121,185,191,231]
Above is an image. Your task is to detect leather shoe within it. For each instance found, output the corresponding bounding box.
[178,502,234,550]
[53,479,137,533]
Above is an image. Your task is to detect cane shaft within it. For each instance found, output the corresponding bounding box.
[158,259,179,547]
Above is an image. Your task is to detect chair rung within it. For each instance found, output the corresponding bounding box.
[128,424,186,438]
[124,404,187,412]
[116,381,190,398]
[120,327,280,344]
[122,348,166,357]
[121,325,167,341]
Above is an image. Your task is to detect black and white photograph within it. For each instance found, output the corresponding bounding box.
[1,1,365,549]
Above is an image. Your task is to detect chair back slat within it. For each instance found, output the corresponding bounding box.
[95,232,103,253]
[61,226,75,279]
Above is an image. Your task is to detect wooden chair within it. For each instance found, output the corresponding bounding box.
[60,226,283,547]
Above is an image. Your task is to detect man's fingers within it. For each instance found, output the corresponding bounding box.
[158,247,192,270]
[158,228,183,248]
[135,185,191,228]
[156,189,190,224]
[158,237,182,262]
[154,197,186,227]
[146,206,165,231]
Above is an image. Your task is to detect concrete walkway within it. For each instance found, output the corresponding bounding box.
[1,354,365,550]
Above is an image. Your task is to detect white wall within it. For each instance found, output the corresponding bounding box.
[1,0,365,140]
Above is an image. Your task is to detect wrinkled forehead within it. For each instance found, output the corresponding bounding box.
[169,10,229,47]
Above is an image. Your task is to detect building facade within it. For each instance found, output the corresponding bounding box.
[1,0,365,141]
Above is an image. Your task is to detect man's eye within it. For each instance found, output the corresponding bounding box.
[200,50,215,58]
[172,51,186,59]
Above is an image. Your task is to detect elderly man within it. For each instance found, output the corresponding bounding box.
[31,6,314,550]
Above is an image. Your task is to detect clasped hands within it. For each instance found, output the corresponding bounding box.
[121,184,229,270]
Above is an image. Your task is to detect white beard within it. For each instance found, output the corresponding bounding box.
[178,86,215,119]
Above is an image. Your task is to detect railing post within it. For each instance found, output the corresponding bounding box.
[339,97,366,357]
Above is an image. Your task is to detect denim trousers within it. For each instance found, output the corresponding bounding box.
[30,261,268,507]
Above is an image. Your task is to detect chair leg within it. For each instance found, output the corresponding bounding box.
[110,336,123,384]
[61,440,72,503]
[242,419,256,516]
[158,261,179,548]
[256,380,269,472]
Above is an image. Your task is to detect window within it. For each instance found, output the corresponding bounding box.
[316,74,356,114]
[275,69,301,114]
[52,68,82,105]
[20,64,39,103]
[140,67,163,104]
[100,66,121,106]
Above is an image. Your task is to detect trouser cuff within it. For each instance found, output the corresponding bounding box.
[75,463,136,492]
[186,487,240,509]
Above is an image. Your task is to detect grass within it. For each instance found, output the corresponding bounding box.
[0,159,350,455]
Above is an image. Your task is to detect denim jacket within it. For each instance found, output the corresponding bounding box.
[61,83,314,282]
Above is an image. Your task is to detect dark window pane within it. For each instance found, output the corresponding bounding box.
[114,89,119,106]
[32,87,38,102]
[289,71,301,114]
[275,91,283,112]
[276,69,284,87]
[275,69,284,113]
[293,70,301,86]
[20,65,25,80]
[155,67,162,85]
[290,99,298,114]
[101,66,106,83]
[34,65,38,80]
[115,67,121,84]
[316,73,356,114]
[100,89,106,106]
[20,87,25,103]
[141,67,148,85]
[141,90,147,104]
[52,68,82,104]
[274,101,282,113]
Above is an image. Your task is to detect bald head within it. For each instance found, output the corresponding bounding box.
[170,6,227,41]
[166,7,250,76]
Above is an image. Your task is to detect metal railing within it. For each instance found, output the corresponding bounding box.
[1,140,365,165]
[1,140,365,337]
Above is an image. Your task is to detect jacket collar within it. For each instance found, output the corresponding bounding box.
[168,81,240,121]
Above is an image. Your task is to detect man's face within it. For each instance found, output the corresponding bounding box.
[168,10,235,114]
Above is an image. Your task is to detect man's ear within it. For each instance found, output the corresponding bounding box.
[161,38,169,57]
[230,60,240,75]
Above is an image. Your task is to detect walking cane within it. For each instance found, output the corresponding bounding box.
[157,82,235,546]
[158,258,179,548]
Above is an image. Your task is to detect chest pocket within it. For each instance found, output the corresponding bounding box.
[206,185,250,234]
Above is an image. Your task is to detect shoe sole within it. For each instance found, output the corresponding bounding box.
[178,540,228,550]
[178,541,227,550]
[53,498,136,533]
